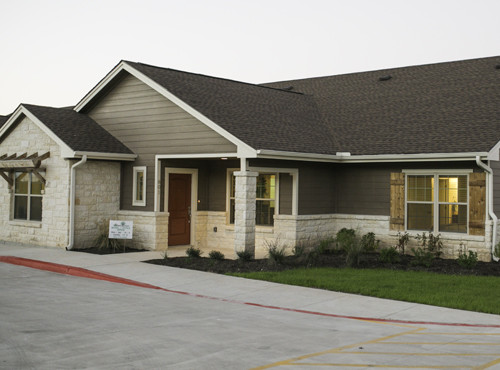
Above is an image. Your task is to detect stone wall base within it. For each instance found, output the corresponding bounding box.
[195,212,494,261]
[116,211,169,251]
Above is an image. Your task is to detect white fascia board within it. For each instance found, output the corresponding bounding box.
[73,151,137,161]
[256,149,490,163]
[75,61,257,158]
[74,61,127,112]
[0,105,76,157]
[156,153,237,160]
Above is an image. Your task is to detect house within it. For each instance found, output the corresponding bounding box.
[1,56,499,261]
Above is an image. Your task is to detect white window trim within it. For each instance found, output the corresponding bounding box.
[403,169,472,235]
[132,166,147,206]
[12,171,45,222]
[226,167,299,226]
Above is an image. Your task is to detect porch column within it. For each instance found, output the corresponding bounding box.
[234,170,258,257]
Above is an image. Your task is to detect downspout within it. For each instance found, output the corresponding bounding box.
[475,156,499,261]
[66,155,87,251]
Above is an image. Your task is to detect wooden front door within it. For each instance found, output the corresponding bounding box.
[168,173,191,246]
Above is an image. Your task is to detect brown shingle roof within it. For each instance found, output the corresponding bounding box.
[23,104,133,154]
[125,61,340,154]
[263,56,500,155]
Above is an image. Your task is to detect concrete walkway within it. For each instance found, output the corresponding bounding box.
[0,243,498,327]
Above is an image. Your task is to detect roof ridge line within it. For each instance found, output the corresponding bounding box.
[262,55,500,84]
[124,60,305,95]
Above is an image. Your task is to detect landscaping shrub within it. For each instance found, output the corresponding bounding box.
[317,237,335,254]
[336,228,356,250]
[236,249,253,262]
[208,250,225,260]
[395,231,410,255]
[186,246,202,258]
[266,239,287,264]
[361,232,380,252]
[457,245,478,269]
[378,247,400,263]
[93,219,123,253]
[411,232,443,267]
[336,228,362,267]
[292,244,306,257]
[411,247,435,267]
[494,242,500,259]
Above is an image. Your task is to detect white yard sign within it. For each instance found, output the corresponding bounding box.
[109,220,133,239]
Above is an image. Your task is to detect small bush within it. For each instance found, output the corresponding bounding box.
[416,232,443,258]
[336,228,356,251]
[411,247,435,267]
[292,244,306,257]
[266,240,287,264]
[93,219,123,253]
[395,231,410,255]
[317,237,336,254]
[361,232,380,252]
[494,242,500,259]
[208,250,225,260]
[236,249,253,262]
[379,247,400,263]
[186,246,202,258]
[345,240,364,267]
[457,245,478,269]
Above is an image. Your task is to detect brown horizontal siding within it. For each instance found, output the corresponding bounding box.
[335,165,391,216]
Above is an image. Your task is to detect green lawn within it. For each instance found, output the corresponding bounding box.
[230,268,500,315]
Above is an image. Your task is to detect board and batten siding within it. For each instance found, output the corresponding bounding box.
[88,73,237,211]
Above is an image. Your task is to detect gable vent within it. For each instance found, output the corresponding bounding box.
[379,75,392,81]
[495,64,500,70]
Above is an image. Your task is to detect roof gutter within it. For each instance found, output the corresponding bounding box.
[475,156,499,262]
[256,149,490,163]
[71,151,137,161]
[66,155,87,251]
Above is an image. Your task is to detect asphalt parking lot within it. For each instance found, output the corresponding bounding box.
[1,245,500,369]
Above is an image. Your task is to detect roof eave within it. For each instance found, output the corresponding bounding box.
[256,149,491,163]
[71,151,137,161]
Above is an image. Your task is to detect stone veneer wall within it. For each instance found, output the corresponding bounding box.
[195,211,493,261]
[116,210,169,251]
[73,161,121,249]
[195,211,274,258]
[0,116,71,248]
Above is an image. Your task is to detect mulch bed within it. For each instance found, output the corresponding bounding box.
[73,247,148,255]
[145,252,500,276]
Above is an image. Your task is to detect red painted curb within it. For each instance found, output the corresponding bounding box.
[2,255,499,328]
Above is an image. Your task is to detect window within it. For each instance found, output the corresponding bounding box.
[229,173,276,226]
[406,173,468,233]
[14,171,44,221]
[132,167,146,206]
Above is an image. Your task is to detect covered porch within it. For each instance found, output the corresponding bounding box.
[152,155,299,258]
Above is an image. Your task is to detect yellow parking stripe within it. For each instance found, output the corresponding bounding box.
[344,351,500,357]
[383,341,500,346]
[474,357,500,369]
[251,327,425,369]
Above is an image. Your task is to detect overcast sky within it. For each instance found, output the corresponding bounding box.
[1,0,499,115]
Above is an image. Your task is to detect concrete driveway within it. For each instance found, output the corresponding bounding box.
[1,244,499,369]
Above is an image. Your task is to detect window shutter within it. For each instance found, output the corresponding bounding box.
[469,172,486,236]
[390,173,405,231]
